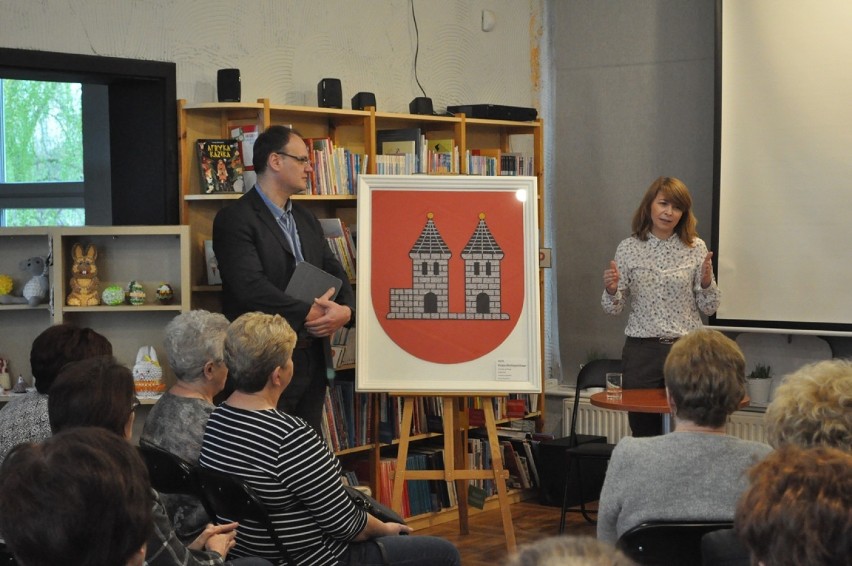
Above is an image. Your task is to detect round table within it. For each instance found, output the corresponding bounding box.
[590,389,675,433]
[589,389,750,434]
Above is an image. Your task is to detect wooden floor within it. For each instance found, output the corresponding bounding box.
[417,501,597,566]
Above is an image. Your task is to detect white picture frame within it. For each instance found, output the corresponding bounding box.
[356,175,541,393]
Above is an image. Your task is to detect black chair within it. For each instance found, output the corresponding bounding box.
[701,527,751,566]
[559,358,621,530]
[138,441,201,496]
[617,521,735,566]
[196,466,294,566]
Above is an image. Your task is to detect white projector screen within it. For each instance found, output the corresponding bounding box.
[713,0,852,334]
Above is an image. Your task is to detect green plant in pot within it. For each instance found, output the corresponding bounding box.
[746,363,773,406]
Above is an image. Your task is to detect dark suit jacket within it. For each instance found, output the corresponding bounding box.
[212,187,355,333]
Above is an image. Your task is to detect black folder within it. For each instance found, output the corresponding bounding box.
[285,261,342,303]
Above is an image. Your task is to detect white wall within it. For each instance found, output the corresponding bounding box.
[0,0,541,112]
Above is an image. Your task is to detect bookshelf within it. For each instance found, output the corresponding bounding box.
[0,226,191,389]
[177,98,545,528]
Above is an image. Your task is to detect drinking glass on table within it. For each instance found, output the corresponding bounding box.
[606,372,623,400]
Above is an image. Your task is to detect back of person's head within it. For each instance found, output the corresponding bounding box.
[765,358,852,450]
[504,535,635,566]
[163,309,229,382]
[0,427,152,566]
[29,323,112,394]
[252,125,303,174]
[632,176,698,243]
[735,445,851,566]
[664,328,746,427]
[224,312,296,393]
[48,355,136,436]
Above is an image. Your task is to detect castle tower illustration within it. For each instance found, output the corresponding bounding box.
[461,212,506,317]
[387,212,508,320]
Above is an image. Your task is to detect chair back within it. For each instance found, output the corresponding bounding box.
[138,442,200,497]
[570,359,622,440]
[616,520,734,566]
[196,467,294,566]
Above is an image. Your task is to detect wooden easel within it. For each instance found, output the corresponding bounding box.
[390,393,516,552]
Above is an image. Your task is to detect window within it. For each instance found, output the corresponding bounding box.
[0,78,85,226]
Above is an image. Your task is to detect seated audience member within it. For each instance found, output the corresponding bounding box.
[735,445,851,566]
[0,427,152,566]
[504,535,635,566]
[597,328,772,543]
[764,358,852,450]
[48,356,270,566]
[702,358,852,566]
[141,309,230,541]
[0,323,112,463]
[200,312,462,565]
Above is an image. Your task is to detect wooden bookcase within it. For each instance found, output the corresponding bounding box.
[177,99,545,528]
[0,225,190,401]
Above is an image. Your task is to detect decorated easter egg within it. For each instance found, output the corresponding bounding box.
[156,283,174,304]
[102,285,126,306]
[127,280,146,306]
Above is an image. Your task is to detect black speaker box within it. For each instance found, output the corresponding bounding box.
[351,91,376,110]
[317,78,343,109]
[537,435,608,507]
[409,96,433,115]
[217,69,241,103]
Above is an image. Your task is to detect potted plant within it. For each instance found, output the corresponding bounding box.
[746,363,773,406]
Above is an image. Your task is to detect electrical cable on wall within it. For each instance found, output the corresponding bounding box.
[410,0,428,98]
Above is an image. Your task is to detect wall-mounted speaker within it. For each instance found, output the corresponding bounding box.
[217,69,241,102]
[409,96,433,115]
[351,91,376,110]
[317,78,343,109]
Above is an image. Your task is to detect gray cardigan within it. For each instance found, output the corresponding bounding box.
[596,432,772,543]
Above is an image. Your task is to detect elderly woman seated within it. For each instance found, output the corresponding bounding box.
[141,309,230,540]
[199,312,461,566]
[597,328,772,544]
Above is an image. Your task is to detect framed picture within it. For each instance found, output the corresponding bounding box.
[356,175,541,393]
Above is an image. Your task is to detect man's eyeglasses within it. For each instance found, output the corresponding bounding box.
[131,398,142,413]
[274,151,311,165]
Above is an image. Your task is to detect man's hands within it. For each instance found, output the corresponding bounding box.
[305,287,352,337]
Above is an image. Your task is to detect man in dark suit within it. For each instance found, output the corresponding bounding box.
[213,125,354,434]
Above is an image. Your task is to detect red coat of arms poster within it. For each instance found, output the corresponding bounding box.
[356,176,541,393]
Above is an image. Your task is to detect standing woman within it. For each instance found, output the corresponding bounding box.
[602,176,720,437]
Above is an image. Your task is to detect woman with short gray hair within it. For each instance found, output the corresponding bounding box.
[142,309,230,542]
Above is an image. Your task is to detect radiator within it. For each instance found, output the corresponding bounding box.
[563,398,767,443]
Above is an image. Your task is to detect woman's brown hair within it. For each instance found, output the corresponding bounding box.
[632,176,699,245]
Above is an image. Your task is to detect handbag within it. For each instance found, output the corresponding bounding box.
[343,485,406,525]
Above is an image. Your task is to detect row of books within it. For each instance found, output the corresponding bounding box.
[304,137,368,196]
[466,150,534,176]
[319,217,356,281]
[349,432,546,518]
[316,385,541,456]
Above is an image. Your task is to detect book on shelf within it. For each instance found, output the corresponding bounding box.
[467,147,501,176]
[330,326,356,369]
[425,137,458,174]
[319,218,357,281]
[303,137,366,196]
[195,139,245,193]
[376,128,422,174]
[230,124,260,189]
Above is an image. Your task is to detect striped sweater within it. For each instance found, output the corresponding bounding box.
[199,404,367,565]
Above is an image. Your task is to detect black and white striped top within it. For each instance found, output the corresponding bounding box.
[199,404,367,565]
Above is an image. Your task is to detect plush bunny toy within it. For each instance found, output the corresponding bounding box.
[66,243,100,306]
[0,256,49,307]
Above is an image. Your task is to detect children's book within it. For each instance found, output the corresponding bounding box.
[196,139,245,193]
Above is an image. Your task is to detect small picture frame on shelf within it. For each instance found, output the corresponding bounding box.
[204,240,222,285]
